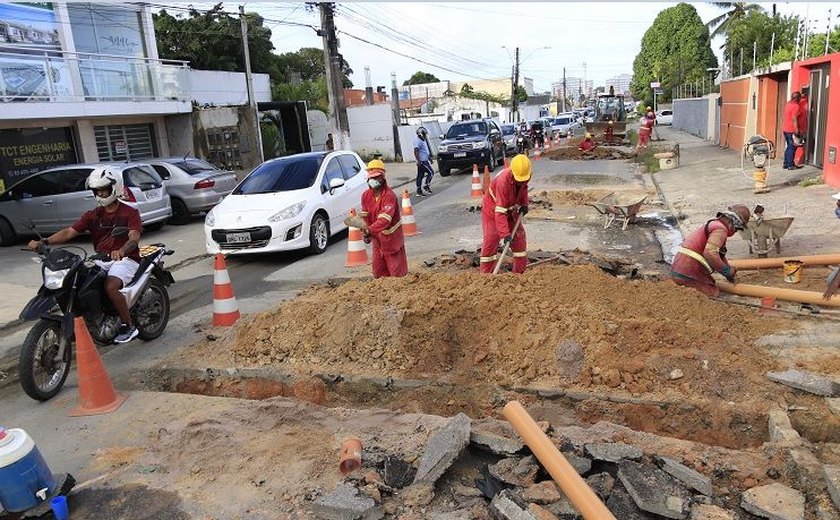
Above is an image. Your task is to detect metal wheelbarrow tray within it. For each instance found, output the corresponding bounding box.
[586,192,648,230]
[737,216,795,256]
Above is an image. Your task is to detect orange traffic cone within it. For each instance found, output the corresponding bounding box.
[470,164,482,198]
[69,317,128,417]
[533,147,542,161]
[545,139,551,152]
[401,190,421,236]
[213,253,240,326]
[345,208,370,267]
[482,166,491,196]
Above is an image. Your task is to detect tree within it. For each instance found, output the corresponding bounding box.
[273,47,353,88]
[630,3,717,106]
[723,11,799,71]
[594,86,606,94]
[271,78,329,113]
[404,71,440,86]
[705,2,764,39]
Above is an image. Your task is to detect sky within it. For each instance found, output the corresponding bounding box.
[173,2,838,92]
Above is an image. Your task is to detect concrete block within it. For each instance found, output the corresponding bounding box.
[527,503,560,520]
[826,398,840,416]
[413,413,471,484]
[740,483,805,520]
[585,472,615,501]
[544,498,581,519]
[490,455,540,487]
[490,489,538,520]
[656,456,713,496]
[606,483,657,519]
[522,481,563,505]
[562,451,592,475]
[766,369,840,397]
[470,429,524,456]
[690,504,736,520]
[312,483,383,520]
[767,411,801,443]
[824,465,840,512]
[617,460,691,519]
[585,442,643,463]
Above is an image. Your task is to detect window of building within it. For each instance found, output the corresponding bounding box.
[94,123,156,162]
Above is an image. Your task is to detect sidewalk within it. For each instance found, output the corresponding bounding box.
[651,126,840,260]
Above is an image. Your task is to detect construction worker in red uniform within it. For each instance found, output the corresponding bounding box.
[480,154,531,274]
[360,159,408,278]
[579,132,597,152]
[670,204,750,297]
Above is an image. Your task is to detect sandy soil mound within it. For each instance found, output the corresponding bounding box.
[228,265,794,405]
[545,145,631,161]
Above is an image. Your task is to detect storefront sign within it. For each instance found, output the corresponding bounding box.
[114,139,127,155]
[0,127,78,189]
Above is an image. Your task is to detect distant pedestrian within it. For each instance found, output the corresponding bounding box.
[325,133,334,151]
[637,111,653,150]
[782,92,803,170]
[413,126,434,196]
[360,159,408,278]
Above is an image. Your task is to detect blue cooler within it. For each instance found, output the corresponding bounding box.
[0,427,56,513]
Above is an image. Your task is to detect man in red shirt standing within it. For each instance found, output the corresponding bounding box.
[28,167,143,343]
[782,91,803,170]
[360,159,407,278]
[480,154,531,274]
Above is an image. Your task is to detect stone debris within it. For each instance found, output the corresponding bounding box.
[452,482,485,498]
[412,413,471,485]
[490,489,538,520]
[690,504,736,520]
[584,442,643,463]
[740,483,805,520]
[561,451,592,475]
[767,411,801,444]
[824,465,840,511]
[617,460,691,519]
[470,429,525,456]
[312,483,384,520]
[669,369,685,380]
[605,483,657,519]
[655,456,713,496]
[434,510,473,520]
[383,456,416,489]
[543,498,581,519]
[490,456,540,487]
[401,482,435,507]
[554,340,585,380]
[765,369,840,397]
[527,503,560,520]
[585,472,615,501]
[827,397,840,416]
[522,481,563,505]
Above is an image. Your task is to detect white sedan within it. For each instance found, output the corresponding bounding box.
[205,151,368,255]
[656,109,673,125]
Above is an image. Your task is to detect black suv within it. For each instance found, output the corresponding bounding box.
[437,118,505,177]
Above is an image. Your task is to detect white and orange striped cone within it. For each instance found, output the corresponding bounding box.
[213,253,240,326]
[545,139,551,152]
[470,164,482,198]
[345,208,370,267]
[401,189,421,236]
[533,146,542,161]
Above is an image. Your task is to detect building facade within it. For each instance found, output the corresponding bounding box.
[551,77,593,104]
[605,73,632,96]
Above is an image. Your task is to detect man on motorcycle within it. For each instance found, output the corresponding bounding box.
[28,167,142,344]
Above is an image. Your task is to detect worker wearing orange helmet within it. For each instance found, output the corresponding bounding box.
[670,204,751,297]
[360,159,407,278]
[480,154,531,274]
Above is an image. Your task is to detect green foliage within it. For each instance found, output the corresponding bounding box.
[273,47,353,88]
[724,11,799,71]
[705,2,764,39]
[798,176,824,188]
[634,146,661,173]
[630,3,717,107]
[514,85,528,103]
[272,78,329,113]
[403,71,440,86]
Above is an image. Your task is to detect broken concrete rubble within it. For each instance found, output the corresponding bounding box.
[383,456,415,489]
[584,442,643,463]
[827,397,840,416]
[655,456,713,496]
[489,455,540,487]
[412,413,471,485]
[765,369,840,397]
[312,483,384,520]
[767,411,802,444]
[527,503,560,520]
[522,481,563,505]
[585,472,615,501]
[401,482,435,507]
[605,483,656,519]
[490,489,538,520]
[544,497,581,520]
[470,428,525,456]
[689,503,735,520]
[617,460,691,519]
[561,451,592,475]
[740,483,805,520]
[824,465,840,511]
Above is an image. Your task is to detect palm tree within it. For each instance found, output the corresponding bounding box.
[706,2,765,38]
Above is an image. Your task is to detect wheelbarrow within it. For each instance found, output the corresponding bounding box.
[737,216,794,257]
[586,192,648,231]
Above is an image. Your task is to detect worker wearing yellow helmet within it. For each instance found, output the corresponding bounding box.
[579,132,596,152]
[480,154,531,274]
[360,159,407,278]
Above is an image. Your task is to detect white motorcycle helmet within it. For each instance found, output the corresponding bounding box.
[85,167,124,207]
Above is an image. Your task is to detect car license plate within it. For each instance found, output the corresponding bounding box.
[226,232,251,243]
[146,188,162,200]
[454,152,467,158]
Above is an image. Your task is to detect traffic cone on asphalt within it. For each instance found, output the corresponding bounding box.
[69,317,128,417]
[470,164,482,198]
[213,253,240,326]
[533,146,542,161]
[401,189,421,236]
[482,166,491,196]
[345,208,370,267]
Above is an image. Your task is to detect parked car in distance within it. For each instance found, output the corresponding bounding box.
[0,162,171,245]
[657,109,673,125]
[204,151,367,256]
[149,157,238,225]
[437,118,505,176]
[501,124,517,155]
[550,114,583,138]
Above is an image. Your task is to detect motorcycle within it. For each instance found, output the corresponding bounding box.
[18,227,174,401]
[530,125,545,148]
[515,131,531,154]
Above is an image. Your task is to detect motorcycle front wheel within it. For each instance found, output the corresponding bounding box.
[134,278,171,341]
[19,320,71,401]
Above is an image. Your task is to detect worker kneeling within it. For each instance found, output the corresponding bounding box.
[480,154,531,274]
[579,132,596,152]
[670,204,750,297]
[361,159,408,278]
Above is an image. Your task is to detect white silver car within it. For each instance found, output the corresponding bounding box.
[657,109,673,125]
[204,151,368,255]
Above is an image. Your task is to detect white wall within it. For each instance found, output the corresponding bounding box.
[307,110,330,152]
[189,70,271,106]
[347,104,396,160]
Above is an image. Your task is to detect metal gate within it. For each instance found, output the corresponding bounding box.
[806,65,830,167]
[94,123,156,162]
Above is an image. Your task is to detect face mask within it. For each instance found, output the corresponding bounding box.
[368,179,382,189]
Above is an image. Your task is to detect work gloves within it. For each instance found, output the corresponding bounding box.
[720,265,737,283]
[518,205,529,216]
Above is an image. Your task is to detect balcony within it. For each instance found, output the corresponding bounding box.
[0,49,192,120]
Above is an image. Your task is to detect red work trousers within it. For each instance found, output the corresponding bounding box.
[372,244,408,278]
[480,212,527,274]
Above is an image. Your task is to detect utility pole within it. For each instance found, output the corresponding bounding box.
[390,72,402,161]
[318,2,350,150]
[509,65,515,122]
[562,67,567,112]
[239,5,263,162]
[512,47,520,122]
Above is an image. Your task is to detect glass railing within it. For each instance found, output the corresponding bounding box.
[0,49,190,103]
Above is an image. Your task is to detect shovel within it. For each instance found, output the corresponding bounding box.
[493,214,523,274]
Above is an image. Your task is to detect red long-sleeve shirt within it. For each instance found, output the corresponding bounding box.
[483,168,528,237]
[360,183,404,253]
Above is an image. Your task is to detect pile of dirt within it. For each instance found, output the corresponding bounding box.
[545,145,631,161]
[225,265,795,406]
[530,189,615,207]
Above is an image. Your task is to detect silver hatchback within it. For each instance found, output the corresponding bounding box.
[0,162,172,246]
[148,158,238,225]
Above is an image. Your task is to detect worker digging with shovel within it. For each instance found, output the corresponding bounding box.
[480,154,531,274]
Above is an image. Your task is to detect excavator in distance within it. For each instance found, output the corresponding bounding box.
[584,86,627,141]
